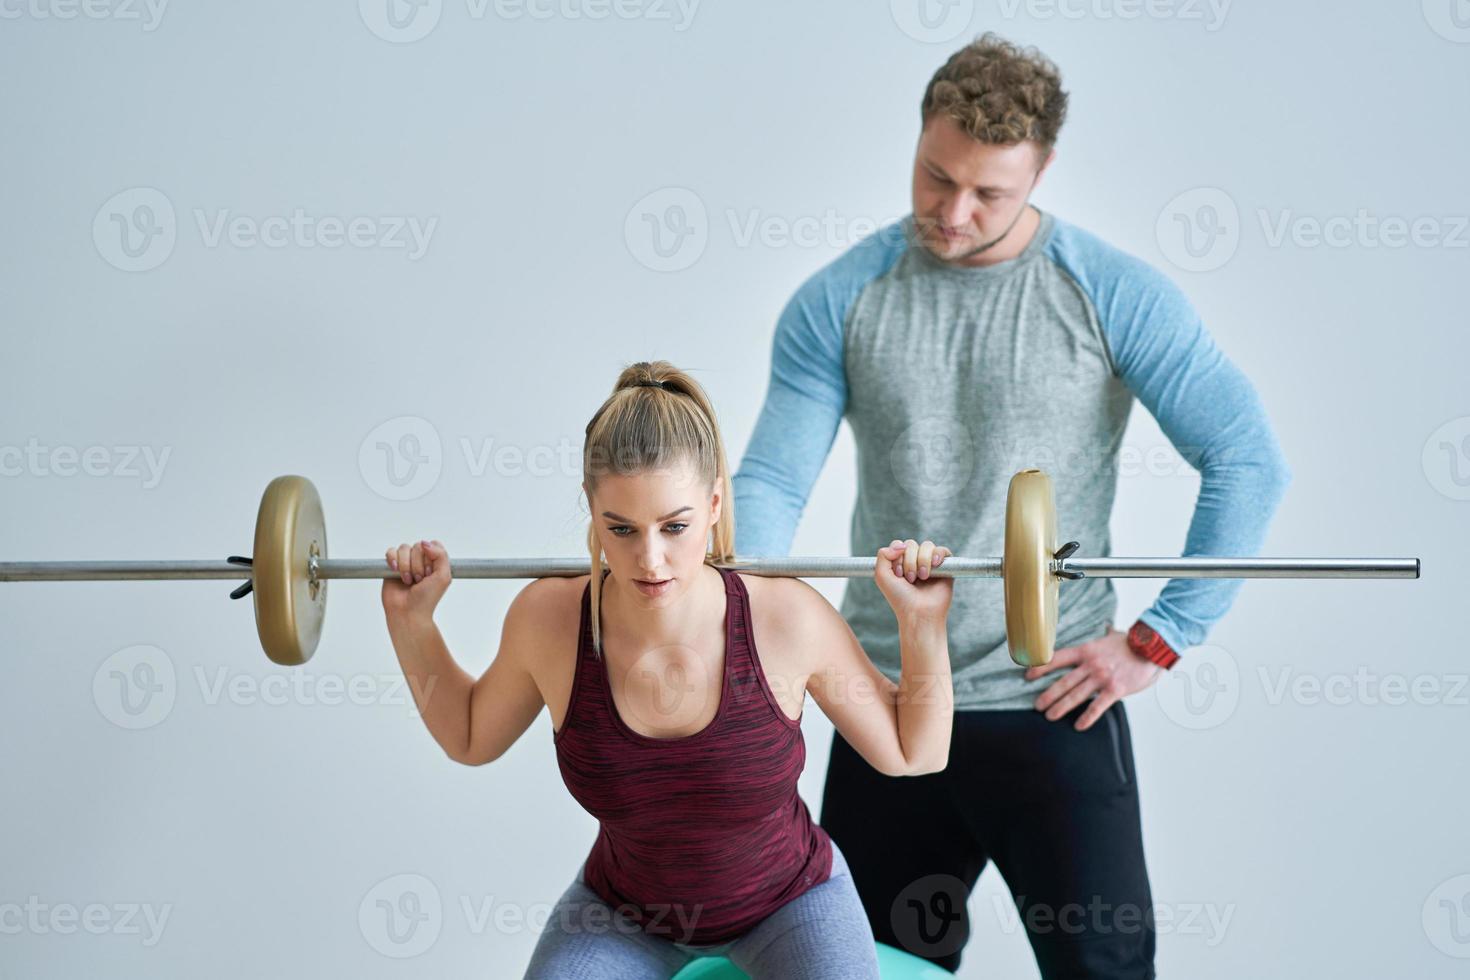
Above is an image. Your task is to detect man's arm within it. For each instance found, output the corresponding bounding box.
[733,222,909,557]
[1049,228,1292,658]
[1102,267,1293,656]
[731,284,848,557]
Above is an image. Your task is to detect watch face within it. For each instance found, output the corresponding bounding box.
[1132,622,1157,645]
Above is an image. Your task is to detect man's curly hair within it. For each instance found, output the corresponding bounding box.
[920,33,1069,155]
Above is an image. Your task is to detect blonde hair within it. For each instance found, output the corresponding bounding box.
[582,361,736,656]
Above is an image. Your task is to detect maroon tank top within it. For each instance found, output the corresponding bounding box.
[553,566,832,946]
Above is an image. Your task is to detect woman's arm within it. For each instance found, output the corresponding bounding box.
[782,540,954,776]
[382,539,547,766]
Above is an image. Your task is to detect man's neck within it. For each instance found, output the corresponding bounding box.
[947,204,1041,268]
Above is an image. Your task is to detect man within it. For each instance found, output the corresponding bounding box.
[731,33,1290,978]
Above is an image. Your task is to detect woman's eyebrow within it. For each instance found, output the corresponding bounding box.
[600,506,693,522]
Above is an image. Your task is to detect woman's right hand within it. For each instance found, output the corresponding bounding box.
[381,539,453,623]
[874,538,954,624]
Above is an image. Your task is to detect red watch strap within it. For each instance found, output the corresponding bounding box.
[1128,620,1180,669]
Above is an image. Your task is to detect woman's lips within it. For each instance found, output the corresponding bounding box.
[634,578,672,596]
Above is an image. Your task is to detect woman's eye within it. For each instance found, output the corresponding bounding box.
[665,524,688,534]
[609,524,689,536]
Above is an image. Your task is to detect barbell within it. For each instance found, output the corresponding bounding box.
[0,469,1419,668]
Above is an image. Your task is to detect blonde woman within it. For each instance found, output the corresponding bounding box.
[380,361,955,979]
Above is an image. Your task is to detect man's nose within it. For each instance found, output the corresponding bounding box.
[941,193,971,227]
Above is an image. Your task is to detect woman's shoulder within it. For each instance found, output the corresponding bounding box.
[733,571,835,636]
[735,569,824,602]
[505,575,589,648]
[516,573,589,613]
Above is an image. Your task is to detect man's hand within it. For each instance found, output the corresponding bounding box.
[1026,625,1161,731]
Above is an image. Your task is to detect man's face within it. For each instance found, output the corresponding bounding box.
[911,113,1053,264]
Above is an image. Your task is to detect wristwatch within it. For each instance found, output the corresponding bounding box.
[1127,620,1180,669]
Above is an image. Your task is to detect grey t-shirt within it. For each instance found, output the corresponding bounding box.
[732,210,1290,710]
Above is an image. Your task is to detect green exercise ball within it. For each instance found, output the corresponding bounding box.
[669,941,952,978]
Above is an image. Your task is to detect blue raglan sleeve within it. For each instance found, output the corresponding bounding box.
[1051,230,1293,655]
[730,278,849,558]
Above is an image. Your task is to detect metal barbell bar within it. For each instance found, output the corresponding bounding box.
[0,471,1420,668]
[0,557,1419,582]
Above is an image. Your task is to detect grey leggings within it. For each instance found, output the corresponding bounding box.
[523,842,879,979]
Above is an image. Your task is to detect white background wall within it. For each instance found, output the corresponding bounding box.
[2,1,1466,977]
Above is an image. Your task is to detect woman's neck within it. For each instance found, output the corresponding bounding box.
[600,563,725,648]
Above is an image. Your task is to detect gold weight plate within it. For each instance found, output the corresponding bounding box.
[1003,468,1058,668]
[252,475,327,666]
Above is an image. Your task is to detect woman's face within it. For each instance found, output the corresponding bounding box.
[587,459,720,604]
